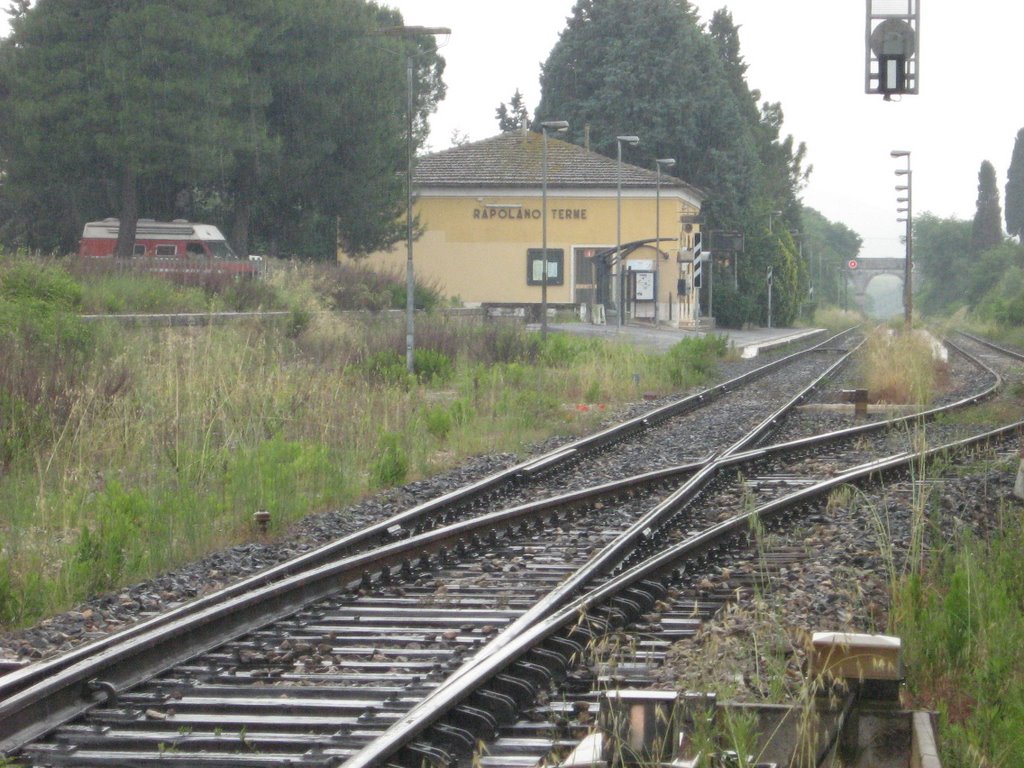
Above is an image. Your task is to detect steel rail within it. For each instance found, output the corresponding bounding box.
[0,329,847,706]
[2,331,992,760]
[955,329,1024,362]
[0,457,710,756]
[408,334,859,674]
[341,334,1003,765]
[344,329,994,721]
[347,417,1024,768]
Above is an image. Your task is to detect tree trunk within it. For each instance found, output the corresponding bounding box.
[230,155,255,259]
[115,167,139,258]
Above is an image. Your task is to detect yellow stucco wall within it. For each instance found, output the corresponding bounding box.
[348,187,702,323]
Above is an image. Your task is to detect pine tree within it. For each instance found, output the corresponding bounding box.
[972,160,1003,253]
[1005,128,1024,237]
[0,0,446,257]
[495,89,530,131]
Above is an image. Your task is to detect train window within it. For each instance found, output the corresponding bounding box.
[155,245,177,256]
[132,244,146,257]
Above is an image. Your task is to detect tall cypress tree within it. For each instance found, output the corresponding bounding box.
[972,160,1003,254]
[536,0,809,326]
[1005,128,1024,237]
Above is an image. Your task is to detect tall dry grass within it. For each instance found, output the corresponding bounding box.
[859,327,946,405]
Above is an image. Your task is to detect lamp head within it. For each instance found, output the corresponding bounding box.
[890,150,911,158]
[616,135,640,146]
[541,120,569,132]
[655,158,676,168]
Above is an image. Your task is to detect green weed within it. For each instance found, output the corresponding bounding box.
[662,334,729,388]
[371,432,408,488]
[893,505,1024,766]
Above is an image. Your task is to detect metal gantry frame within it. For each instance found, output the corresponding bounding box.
[865,0,920,97]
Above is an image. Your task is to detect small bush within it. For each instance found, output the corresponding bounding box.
[371,432,408,488]
[448,397,473,427]
[663,334,728,387]
[286,305,313,338]
[540,332,597,366]
[474,324,541,364]
[422,405,453,440]
[77,274,207,314]
[69,481,148,596]
[221,277,283,312]
[388,280,443,312]
[358,351,414,387]
[414,348,453,384]
[861,329,938,404]
[0,260,82,310]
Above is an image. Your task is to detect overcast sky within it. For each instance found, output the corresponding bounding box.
[389,0,1024,259]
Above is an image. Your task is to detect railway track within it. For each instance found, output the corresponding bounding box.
[1,329,1018,767]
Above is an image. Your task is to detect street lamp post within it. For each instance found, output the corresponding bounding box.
[540,120,569,340]
[655,159,675,324]
[616,135,640,327]
[388,26,450,373]
[768,210,782,234]
[892,150,913,332]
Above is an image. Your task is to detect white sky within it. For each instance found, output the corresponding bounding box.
[389,0,1024,259]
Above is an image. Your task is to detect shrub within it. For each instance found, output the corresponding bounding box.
[221,277,284,312]
[663,334,728,387]
[422,405,453,440]
[222,436,348,530]
[0,260,82,310]
[388,279,443,312]
[286,305,313,338]
[539,332,597,366]
[358,351,414,387]
[473,324,541,365]
[414,348,453,384]
[69,482,148,596]
[448,397,473,427]
[371,432,408,488]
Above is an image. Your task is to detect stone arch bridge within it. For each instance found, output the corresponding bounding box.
[846,257,910,311]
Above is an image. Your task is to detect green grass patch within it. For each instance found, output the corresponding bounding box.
[892,505,1024,767]
[662,334,730,388]
[0,257,733,630]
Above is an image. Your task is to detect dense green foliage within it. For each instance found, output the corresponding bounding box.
[971,160,1004,255]
[912,127,1024,321]
[913,210,1024,323]
[895,506,1024,766]
[913,214,974,316]
[0,256,730,628]
[535,0,814,327]
[0,0,445,260]
[800,206,862,311]
[495,89,530,132]
[1005,128,1024,238]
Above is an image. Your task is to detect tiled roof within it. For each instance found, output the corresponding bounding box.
[414,130,705,199]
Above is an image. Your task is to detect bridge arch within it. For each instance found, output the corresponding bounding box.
[845,257,910,311]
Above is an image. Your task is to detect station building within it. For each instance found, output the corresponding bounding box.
[345,129,706,326]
